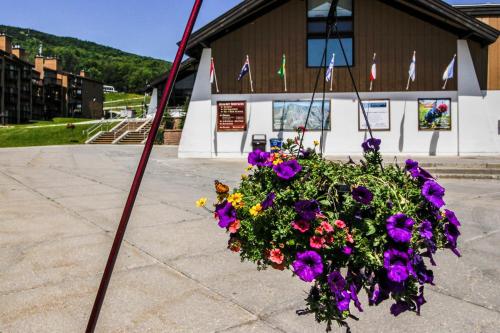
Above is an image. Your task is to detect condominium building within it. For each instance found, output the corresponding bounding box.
[0,33,103,124]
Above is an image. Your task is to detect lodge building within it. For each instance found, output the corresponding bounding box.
[0,33,103,125]
[150,0,500,157]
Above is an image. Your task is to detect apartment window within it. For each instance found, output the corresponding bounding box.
[307,0,353,67]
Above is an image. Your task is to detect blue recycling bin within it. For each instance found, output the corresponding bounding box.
[270,138,283,152]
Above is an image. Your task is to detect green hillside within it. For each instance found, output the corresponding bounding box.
[0,25,171,93]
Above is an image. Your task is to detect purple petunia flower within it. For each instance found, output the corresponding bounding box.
[248,150,272,167]
[336,291,351,312]
[294,200,321,221]
[292,251,324,282]
[390,301,411,316]
[444,209,461,227]
[386,213,415,243]
[215,201,237,228]
[419,220,433,240]
[349,284,363,312]
[352,186,374,205]
[273,160,302,180]
[412,254,434,285]
[406,159,434,182]
[328,271,347,293]
[405,159,419,170]
[261,192,276,210]
[362,138,382,152]
[343,246,353,256]
[444,222,461,257]
[383,248,414,283]
[421,181,445,209]
[415,286,427,315]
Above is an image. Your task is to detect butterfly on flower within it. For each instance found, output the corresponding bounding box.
[214,180,230,201]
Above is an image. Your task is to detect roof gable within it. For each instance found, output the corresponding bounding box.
[185,0,499,57]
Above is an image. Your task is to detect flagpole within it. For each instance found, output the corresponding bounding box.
[442,79,448,90]
[214,60,220,93]
[284,55,288,93]
[247,55,254,93]
[330,54,334,92]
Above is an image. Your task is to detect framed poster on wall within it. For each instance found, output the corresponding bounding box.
[217,101,247,132]
[418,99,452,131]
[358,100,391,131]
[273,100,331,131]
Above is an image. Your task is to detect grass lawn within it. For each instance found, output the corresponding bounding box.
[10,117,93,128]
[0,118,121,148]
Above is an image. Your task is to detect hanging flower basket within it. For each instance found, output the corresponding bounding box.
[197,135,461,332]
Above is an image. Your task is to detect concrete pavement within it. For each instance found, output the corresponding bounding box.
[1,145,499,332]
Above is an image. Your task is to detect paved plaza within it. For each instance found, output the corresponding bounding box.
[1,145,500,333]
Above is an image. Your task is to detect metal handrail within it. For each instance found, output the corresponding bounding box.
[84,119,105,139]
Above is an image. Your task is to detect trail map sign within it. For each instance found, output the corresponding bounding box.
[217,101,247,131]
[359,100,391,131]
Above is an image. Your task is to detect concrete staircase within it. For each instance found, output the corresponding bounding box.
[87,119,150,145]
[421,162,500,180]
[114,118,153,145]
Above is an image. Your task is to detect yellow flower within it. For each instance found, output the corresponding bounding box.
[273,158,283,166]
[249,203,263,217]
[196,197,207,208]
[246,165,253,171]
[228,193,243,207]
[313,140,320,146]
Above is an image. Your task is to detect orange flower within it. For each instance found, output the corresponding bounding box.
[269,248,284,264]
[315,226,325,235]
[228,220,241,234]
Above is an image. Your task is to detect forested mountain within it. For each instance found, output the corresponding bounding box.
[0,25,170,92]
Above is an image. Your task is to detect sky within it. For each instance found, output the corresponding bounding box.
[0,0,499,61]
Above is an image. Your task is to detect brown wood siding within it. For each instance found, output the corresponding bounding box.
[477,17,500,90]
[211,0,458,94]
[467,40,488,90]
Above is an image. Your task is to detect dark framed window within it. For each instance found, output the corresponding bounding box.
[307,0,354,67]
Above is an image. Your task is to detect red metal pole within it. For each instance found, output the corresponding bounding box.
[86,1,203,331]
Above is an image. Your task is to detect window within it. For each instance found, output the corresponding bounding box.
[307,0,353,67]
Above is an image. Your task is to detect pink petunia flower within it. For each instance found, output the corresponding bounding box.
[269,248,284,264]
[346,233,354,244]
[335,220,347,229]
[321,221,334,233]
[310,236,325,249]
[292,220,310,233]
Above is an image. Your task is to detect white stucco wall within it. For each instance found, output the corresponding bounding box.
[178,45,500,158]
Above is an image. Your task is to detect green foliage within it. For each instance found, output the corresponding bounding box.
[1,25,171,92]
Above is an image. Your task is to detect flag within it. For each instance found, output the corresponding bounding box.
[278,54,286,78]
[238,56,250,81]
[370,55,377,82]
[210,57,219,93]
[326,53,335,82]
[210,58,216,84]
[442,55,456,81]
[409,52,416,82]
[278,54,287,92]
